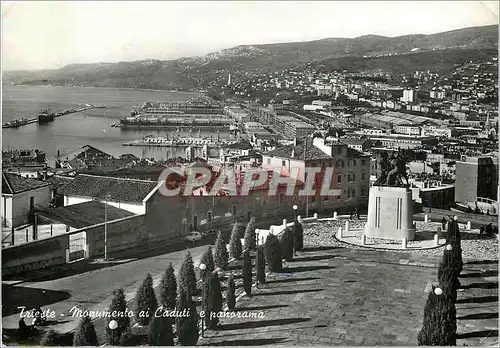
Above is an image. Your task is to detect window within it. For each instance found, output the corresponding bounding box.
[336,146,342,154]
[351,189,355,198]
[267,158,271,164]
[347,190,351,198]
[324,195,329,202]
[231,205,237,215]
[193,216,198,230]
[207,211,212,223]
[311,195,316,203]
[361,173,366,181]
[282,160,286,167]
[348,173,355,182]
[337,174,342,183]
[336,160,344,168]
[353,159,357,166]
[347,160,352,167]
[361,187,366,197]
[279,193,285,204]
[30,197,35,211]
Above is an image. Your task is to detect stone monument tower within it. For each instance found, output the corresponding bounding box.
[365,150,415,240]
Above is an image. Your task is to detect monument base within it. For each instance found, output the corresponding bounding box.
[364,186,415,241]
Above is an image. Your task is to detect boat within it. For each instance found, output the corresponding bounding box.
[38,109,55,124]
[2,118,29,128]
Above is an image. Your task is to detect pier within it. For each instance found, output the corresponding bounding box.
[122,136,236,148]
[2,105,98,129]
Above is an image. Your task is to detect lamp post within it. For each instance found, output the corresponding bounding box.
[292,205,298,256]
[199,263,206,338]
[108,319,118,343]
[104,195,111,260]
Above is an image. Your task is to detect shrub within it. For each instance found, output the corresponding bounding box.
[106,288,130,345]
[264,234,282,273]
[214,230,229,270]
[229,223,243,260]
[256,245,266,285]
[417,287,451,346]
[280,227,294,261]
[176,288,199,346]
[243,218,256,251]
[73,315,98,346]
[200,246,215,280]
[242,249,253,295]
[135,273,158,326]
[41,329,59,346]
[159,263,177,310]
[203,272,223,330]
[118,327,135,346]
[179,252,197,296]
[148,315,174,346]
[293,220,304,251]
[226,274,236,310]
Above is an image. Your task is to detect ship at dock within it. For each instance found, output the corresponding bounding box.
[38,109,55,124]
[2,118,29,128]
[123,133,236,148]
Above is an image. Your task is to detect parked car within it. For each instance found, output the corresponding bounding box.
[185,232,202,242]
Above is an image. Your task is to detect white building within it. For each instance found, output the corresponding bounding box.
[400,89,417,104]
[2,173,51,228]
[62,174,160,215]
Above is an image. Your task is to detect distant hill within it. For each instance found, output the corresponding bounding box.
[4,25,498,90]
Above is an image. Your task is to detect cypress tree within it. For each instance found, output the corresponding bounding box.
[41,329,59,346]
[293,220,304,252]
[226,273,236,311]
[73,315,98,346]
[135,273,158,326]
[106,288,130,345]
[264,234,282,273]
[148,315,174,346]
[203,272,223,329]
[176,288,199,346]
[417,287,448,346]
[242,249,253,295]
[449,220,463,275]
[179,252,197,296]
[256,245,266,285]
[243,218,256,251]
[280,227,294,261]
[200,246,215,280]
[159,263,177,310]
[229,223,243,260]
[214,230,229,270]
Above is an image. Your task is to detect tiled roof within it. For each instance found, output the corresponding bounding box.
[46,175,75,194]
[2,173,51,194]
[264,141,331,161]
[61,174,158,203]
[36,201,135,229]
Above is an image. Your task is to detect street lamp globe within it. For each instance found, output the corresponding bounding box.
[446,244,453,251]
[199,263,206,270]
[434,287,443,296]
[108,320,118,330]
[293,205,298,211]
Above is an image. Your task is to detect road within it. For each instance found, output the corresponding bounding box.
[2,243,208,336]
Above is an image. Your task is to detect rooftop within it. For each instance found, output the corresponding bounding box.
[36,201,136,229]
[61,174,159,203]
[264,141,332,161]
[2,173,51,194]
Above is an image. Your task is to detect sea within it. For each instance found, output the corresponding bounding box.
[2,85,233,161]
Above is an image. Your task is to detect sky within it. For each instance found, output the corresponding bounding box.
[2,1,499,71]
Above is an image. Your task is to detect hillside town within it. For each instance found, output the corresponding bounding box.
[2,4,498,346]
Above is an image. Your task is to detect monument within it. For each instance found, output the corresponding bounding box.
[365,150,416,240]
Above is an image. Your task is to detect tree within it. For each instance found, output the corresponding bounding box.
[135,273,158,326]
[226,274,236,311]
[447,219,463,275]
[243,218,256,251]
[214,230,229,270]
[229,223,243,260]
[293,220,304,252]
[73,315,98,346]
[119,327,135,346]
[176,288,199,346]
[179,252,197,296]
[203,272,223,329]
[106,288,130,345]
[148,315,174,346]
[280,227,294,261]
[41,329,59,346]
[242,249,253,295]
[264,234,283,273]
[200,246,215,280]
[256,245,266,285]
[159,264,177,310]
[417,287,451,346]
